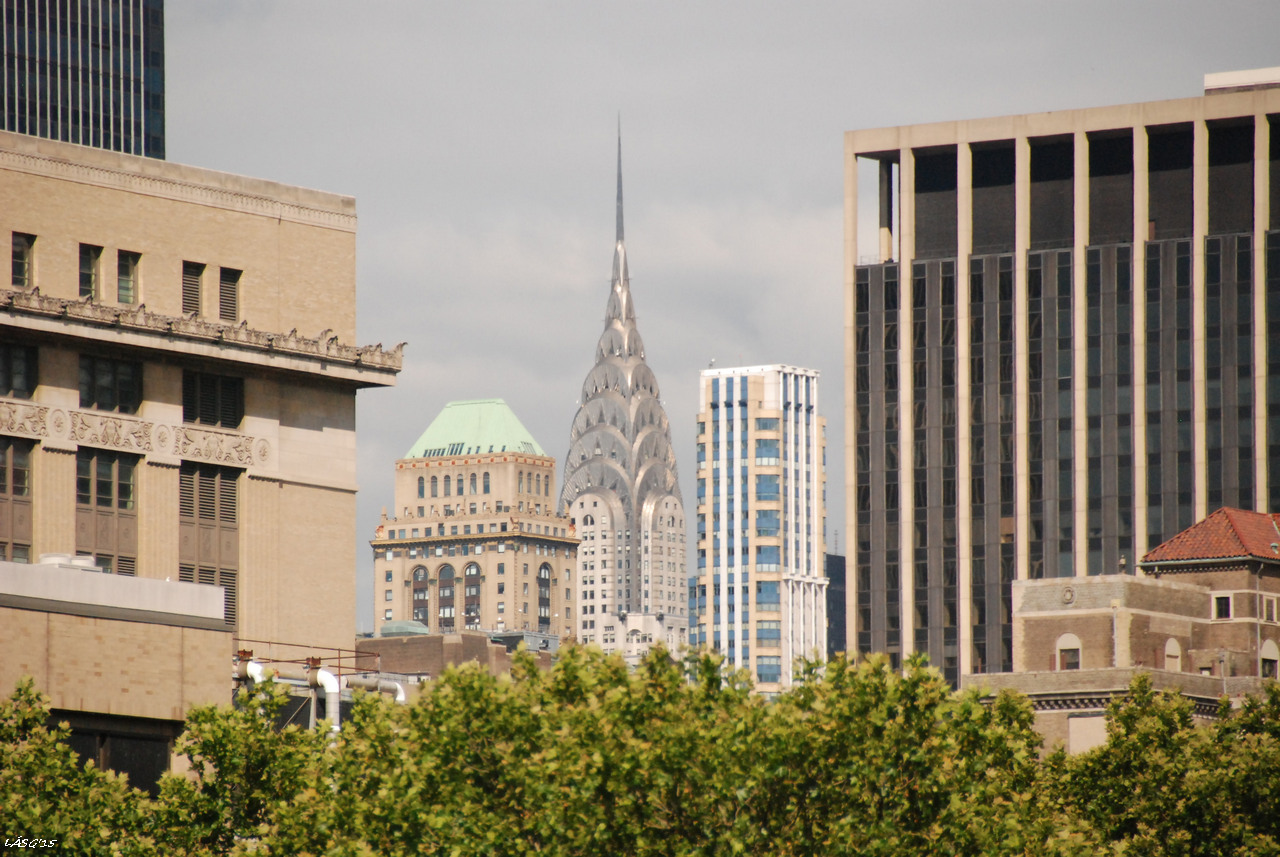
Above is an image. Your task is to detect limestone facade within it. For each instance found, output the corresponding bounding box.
[0,129,399,654]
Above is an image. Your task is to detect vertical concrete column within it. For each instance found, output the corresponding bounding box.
[898,145,916,650]
[1072,130,1090,576]
[1193,119,1209,521]
[843,137,859,658]
[1133,125,1151,558]
[1254,113,1270,510]
[956,141,974,674]
[880,159,895,263]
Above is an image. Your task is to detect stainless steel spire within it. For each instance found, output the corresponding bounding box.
[559,140,687,645]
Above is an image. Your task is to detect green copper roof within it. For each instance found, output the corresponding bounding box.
[404,399,545,459]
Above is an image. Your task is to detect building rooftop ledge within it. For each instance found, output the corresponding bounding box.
[1,286,403,382]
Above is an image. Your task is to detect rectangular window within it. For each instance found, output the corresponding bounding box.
[117,251,140,304]
[0,344,37,398]
[79,356,142,413]
[11,232,35,288]
[182,371,244,428]
[756,655,782,684]
[79,244,102,299]
[1266,597,1277,624]
[178,463,240,625]
[1059,648,1080,670]
[182,261,204,315]
[219,267,241,322]
[755,474,780,501]
[384,589,393,602]
[74,449,138,575]
[1214,595,1232,620]
[755,418,779,431]
[0,438,34,563]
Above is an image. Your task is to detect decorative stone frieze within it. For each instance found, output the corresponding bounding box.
[0,400,48,438]
[173,426,258,467]
[70,411,153,452]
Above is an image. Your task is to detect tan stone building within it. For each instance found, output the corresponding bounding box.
[693,365,827,693]
[371,399,576,641]
[966,507,1280,752]
[0,129,400,654]
[0,553,230,791]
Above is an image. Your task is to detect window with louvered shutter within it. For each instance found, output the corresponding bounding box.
[219,267,240,322]
[182,261,203,315]
[178,462,240,626]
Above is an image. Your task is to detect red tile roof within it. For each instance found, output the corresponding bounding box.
[1142,507,1280,566]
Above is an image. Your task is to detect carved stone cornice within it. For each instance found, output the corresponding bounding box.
[0,287,403,382]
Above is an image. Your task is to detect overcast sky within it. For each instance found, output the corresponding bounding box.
[165,1,1280,633]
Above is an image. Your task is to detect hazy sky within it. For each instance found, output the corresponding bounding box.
[164,1,1280,632]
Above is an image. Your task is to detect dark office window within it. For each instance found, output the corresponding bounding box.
[0,344,37,398]
[1208,120,1254,236]
[1030,138,1074,250]
[79,356,142,414]
[971,143,1016,254]
[182,371,244,428]
[182,261,204,315]
[914,147,958,259]
[1088,131,1134,245]
[1148,124,1193,239]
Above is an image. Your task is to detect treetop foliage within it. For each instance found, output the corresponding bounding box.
[5,648,1280,856]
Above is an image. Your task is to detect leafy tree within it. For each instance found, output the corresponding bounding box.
[0,678,156,856]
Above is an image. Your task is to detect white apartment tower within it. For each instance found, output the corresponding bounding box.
[693,365,828,692]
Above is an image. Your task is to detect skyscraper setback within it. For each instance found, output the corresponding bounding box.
[2,0,165,158]
[844,68,1280,683]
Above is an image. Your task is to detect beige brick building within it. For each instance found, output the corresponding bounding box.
[0,129,400,654]
[371,399,576,641]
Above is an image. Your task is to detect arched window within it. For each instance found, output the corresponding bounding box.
[535,473,542,495]
[470,473,477,494]
[438,564,455,581]
[1165,638,1182,673]
[417,476,425,499]
[1263,639,1280,679]
[431,475,438,497]
[518,472,524,493]
[583,514,595,527]
[444,475,451,496]
[412,566,427,582]
[465,562,480,577]
[546,475,551,496]
[483,472,491,494]
[456,473,464,495]
[538,563,551,579]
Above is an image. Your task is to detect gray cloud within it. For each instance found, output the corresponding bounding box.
[164,0,1280,631]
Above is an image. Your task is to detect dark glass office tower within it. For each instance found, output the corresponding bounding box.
[3,0,164,158]
[845,72,1280,683]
